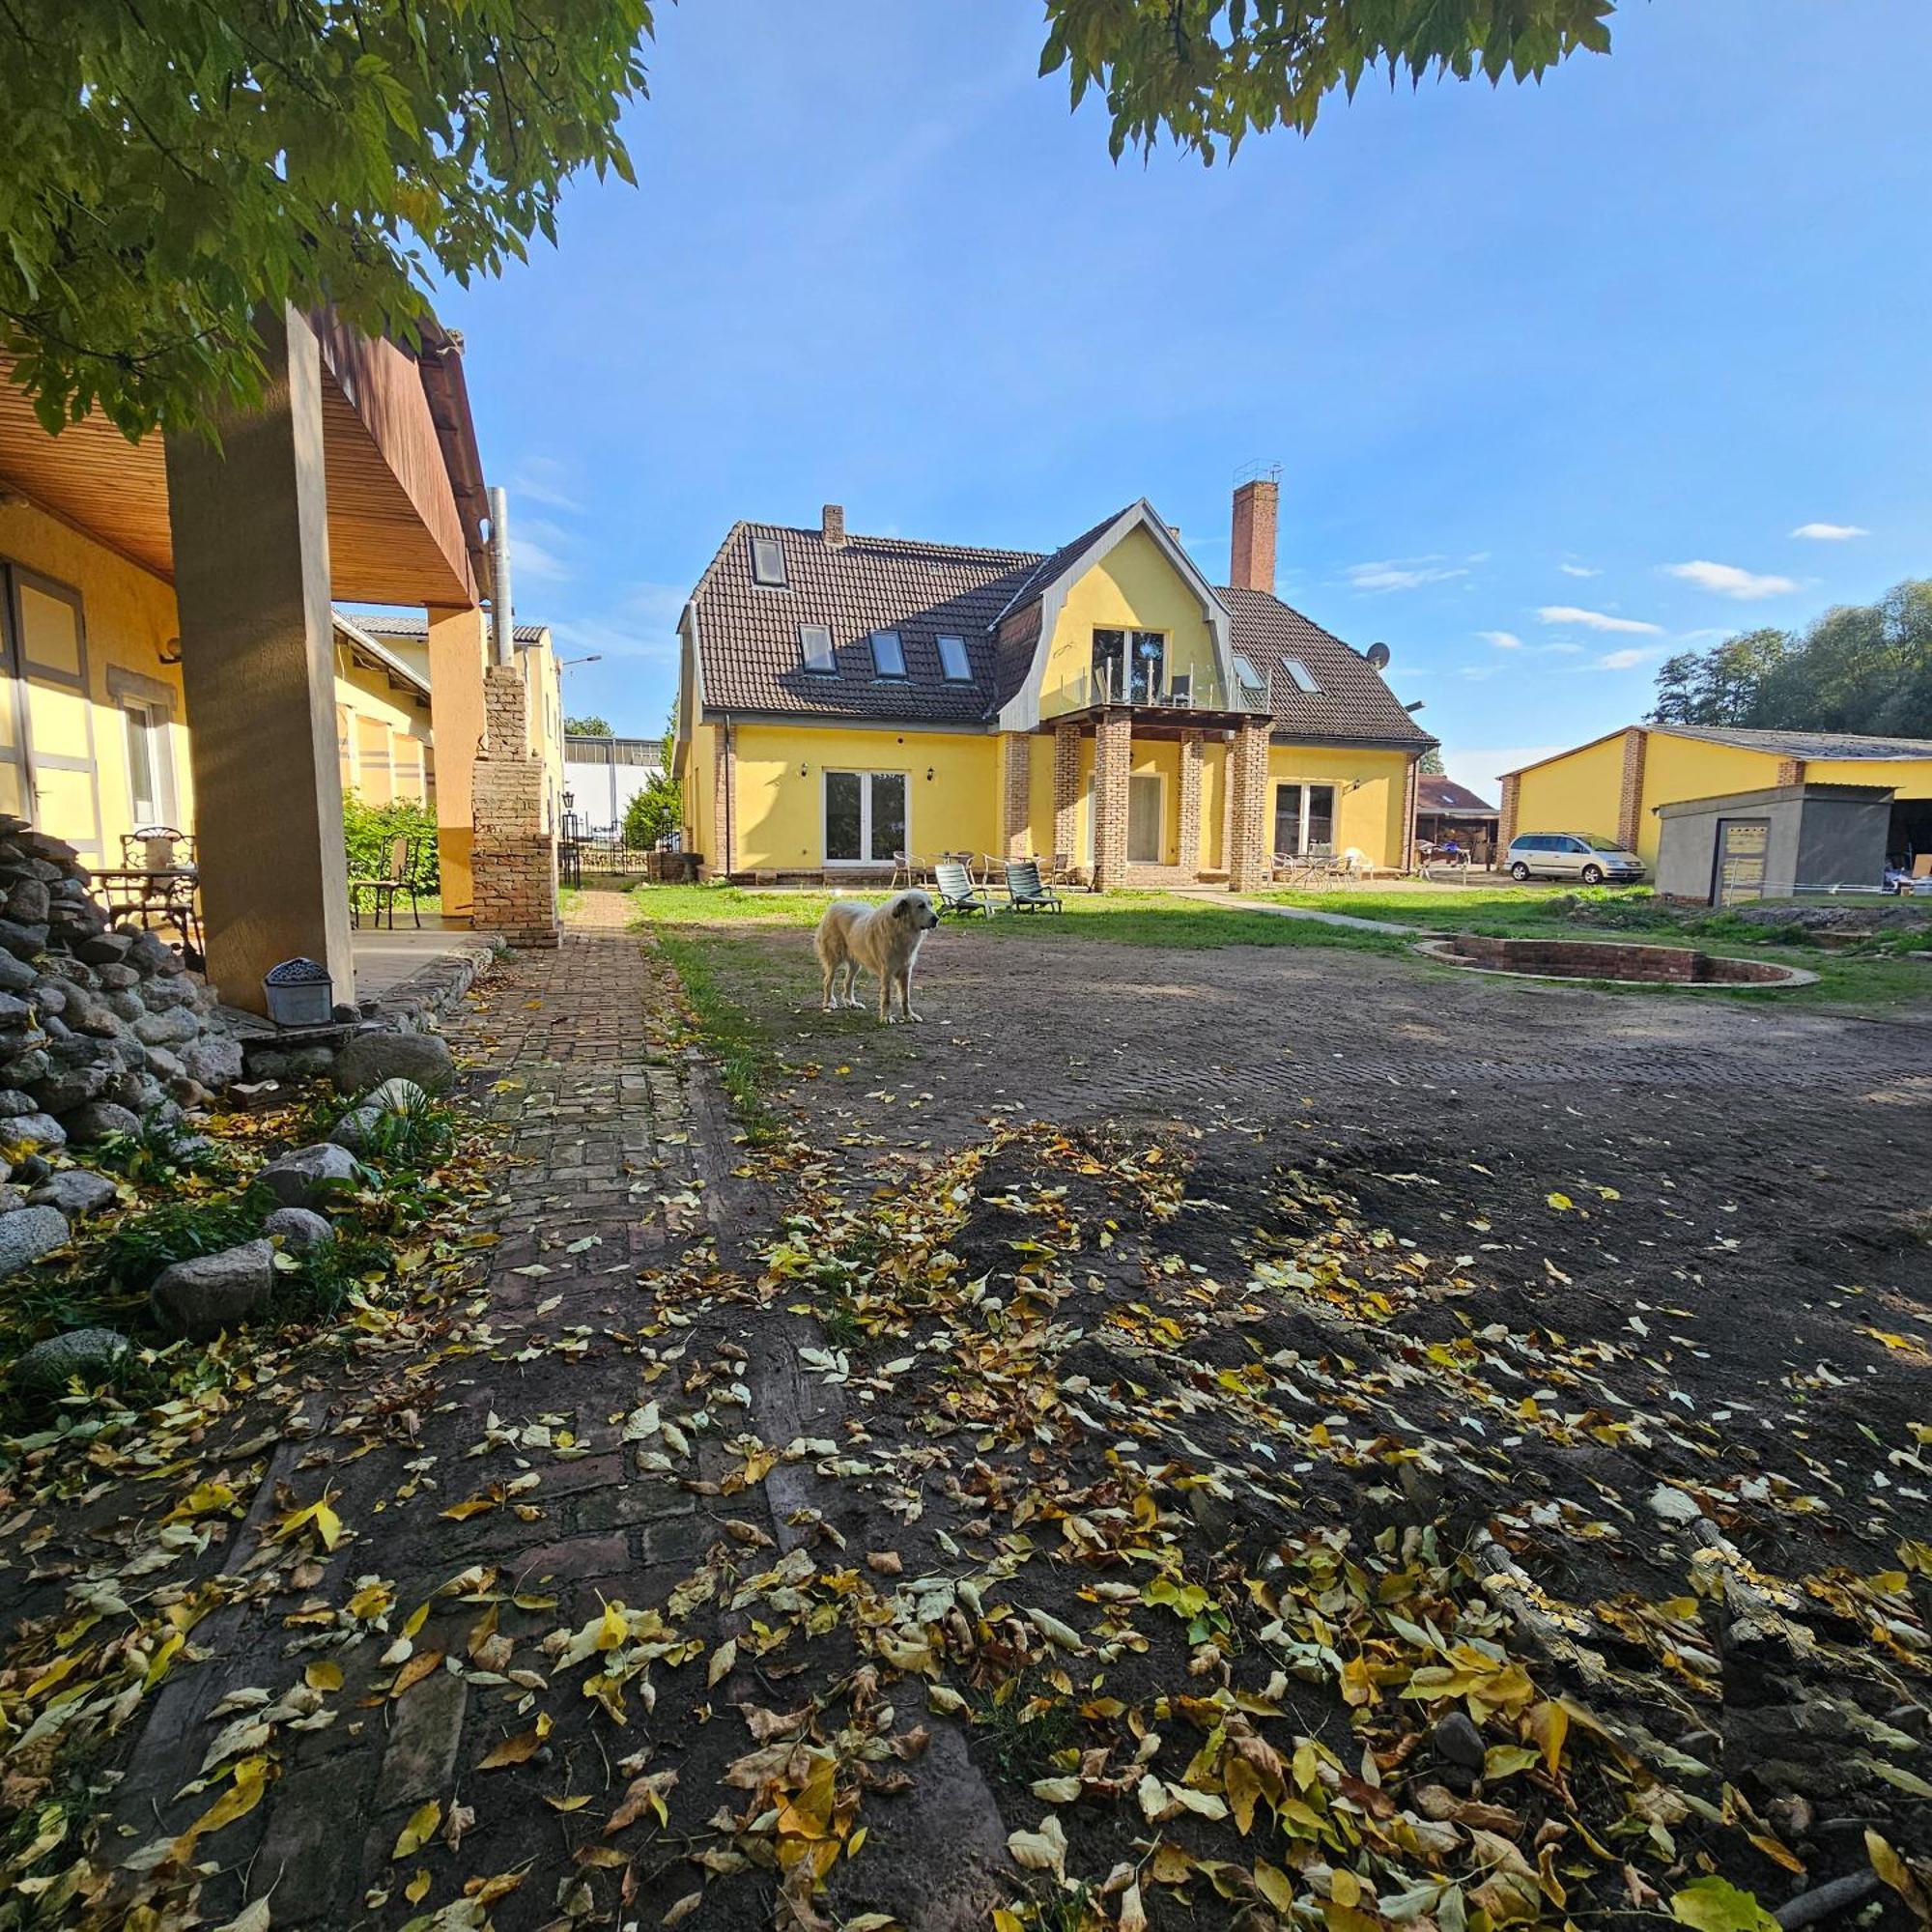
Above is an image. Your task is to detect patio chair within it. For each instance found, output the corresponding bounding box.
[932,858,998,918]
[1003,859,1063,913]
[110,825,203,957]
[351,834,433,930]
[889,850,914,889]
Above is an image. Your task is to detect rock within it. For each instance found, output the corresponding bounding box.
[28,978,65,1013]
[264,1207,333,1252]
[104,989,145,1024]
[256,1142,359,1208]
[97,963,140,991]
[63,988,121,1038]
[65,1100,141,1144]
[32,1065,110,1115]
[138,976,197,1013]
[128,932,184,976]
[29,1169,119,1216]
[133,1009,199,1047]
[4,878,49,926]
[0,1050,50,1087]
[13,1153,48,1184]
[144,1045,185,1083]
[328,1104,385,1152]
[364,1076,430,1113]
[0,1204,71,1276]
[1432,1711,1487,1771]
[0,917,46,961]
[5,1112,67,1151]
[0,1185,29,1212]
[75,932,133,966]
[331,1030,455,1096]
[12,1325,130,1393]
[149,1240,274,1340]
[0,952,34,995]
[182,1035,244,1091]
[0,991,30,1030]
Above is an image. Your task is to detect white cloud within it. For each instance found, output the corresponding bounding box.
[510,533,572,583]
[509,456,582,514]
[1663,559,1798,599]
[1346,557,1469,593]
[1479,630,1522,650]
[1597,647,1654,671]
[1558,561,1601,578]
[1790,521,1868,541]
[1537,604,1663,635]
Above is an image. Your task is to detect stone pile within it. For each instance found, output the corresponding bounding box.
[0,814,243,1279]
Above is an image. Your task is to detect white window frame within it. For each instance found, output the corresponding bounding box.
[869,630,906,679]
[1090,626,1167,703]
[1282,658,1321,695]
[1272,781,1338,856]
[800,624,837,674]
[1126,771,1165,865]
[121,696,178,826]
[822,768,909,867]
[750,536,788,588]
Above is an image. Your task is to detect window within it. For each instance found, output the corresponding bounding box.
[937,634,973,682]
[824,770,907,865]
[800,624,837,674]
[1272,782,1337,857]
[122,698,176,826]
[1091,627,1166,702]
[1282,658,1321,695]
[869,630,906,678]
[751,536,787,588]
[1232,654,1263,689]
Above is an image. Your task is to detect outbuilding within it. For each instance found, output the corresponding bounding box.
[1652,781,1895,905]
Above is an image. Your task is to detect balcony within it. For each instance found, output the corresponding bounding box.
[1046,663,1272,724]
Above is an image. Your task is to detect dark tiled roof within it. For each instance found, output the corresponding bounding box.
[1418,777,1497,814]
[691,523,1040,722]
[689,515,1430,747]
[1656,724,1932,760]
[1220,588,1433,748]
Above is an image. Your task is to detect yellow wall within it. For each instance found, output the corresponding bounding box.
[1804,756,1932,800]
[720,724,998,872]
[1039,526,1220,718]
[0,501,189,863]
[1632,733,1775,861]
[1512,732,1634,852]
[334,644,433,810]
[1264,745,1412,867]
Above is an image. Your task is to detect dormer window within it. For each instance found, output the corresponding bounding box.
[751,536,787,588]
[937,634,972,682]
[870,630,906,678]
[800,624,836,674]
[1233,653,1262,689]
[1282,658,1321,695]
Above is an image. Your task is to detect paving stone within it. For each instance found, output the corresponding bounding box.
[372,1667,469,1813]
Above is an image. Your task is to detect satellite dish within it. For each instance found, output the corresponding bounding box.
[1365,641,1392,670]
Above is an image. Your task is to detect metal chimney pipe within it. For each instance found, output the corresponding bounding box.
[488,485,515,667]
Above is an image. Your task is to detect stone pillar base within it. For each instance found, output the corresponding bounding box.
[471,662,560,948]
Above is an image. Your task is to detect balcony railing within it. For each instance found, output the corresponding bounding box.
[1052,664,1270,714]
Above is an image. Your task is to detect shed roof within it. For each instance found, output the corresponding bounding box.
[1417,777,1498,815]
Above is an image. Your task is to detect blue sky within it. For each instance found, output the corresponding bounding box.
[437,1,1932,798]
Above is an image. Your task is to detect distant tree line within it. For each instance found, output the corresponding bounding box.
[1650,578,1932,738]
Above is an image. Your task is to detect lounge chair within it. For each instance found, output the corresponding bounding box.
[1003,859,1063,913]
[933,858,998,918]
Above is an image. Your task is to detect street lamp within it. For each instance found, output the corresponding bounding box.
[559,654,603,668]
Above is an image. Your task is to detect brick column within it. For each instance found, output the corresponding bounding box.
[1091,710,1131,891]
[710,724,736,879]
[471,660,559,948]
[1775,757,1806,789]
[1402,753,1421,871]
[1616,727,1649,852]
[1227,721,1270,893]
[1001,732,1032,858]
[1178,731,1204,879]
[1499,774,1520,851]
[1052,723,1080,865]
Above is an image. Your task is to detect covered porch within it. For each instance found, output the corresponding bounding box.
[0,304,554,1014]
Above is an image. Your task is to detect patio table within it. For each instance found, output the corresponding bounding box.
[94,866,201,954]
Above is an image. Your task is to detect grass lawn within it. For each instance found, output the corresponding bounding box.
[632,880,1932,1015]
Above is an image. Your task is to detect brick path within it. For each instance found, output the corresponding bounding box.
[104,890,778,1929]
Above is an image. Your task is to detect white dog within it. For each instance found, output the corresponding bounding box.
[814,890,941,1024]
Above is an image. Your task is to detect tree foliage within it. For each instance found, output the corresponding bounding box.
[1419,747,1446,776]
[565,715,614,737]
[1648,581,1932,740]
[1037,0,1616,161]
[0,0,654,438]
[622,710,683,849]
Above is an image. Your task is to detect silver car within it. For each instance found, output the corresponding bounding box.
[1506,832,1646,885]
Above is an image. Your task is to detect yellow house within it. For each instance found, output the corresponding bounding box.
[674,480,1434,891]
[1501,724,1932,869]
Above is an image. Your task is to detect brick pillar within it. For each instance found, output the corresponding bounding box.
[1775,757,1805,789]
[1052,723,1080,865]
[1227,721,1270,893]
[1616,726,1649,852]
[1091,710,1131,891]
[1001,732,1032,858]
[1402,753,1421,871]
[1178,731,1204,879]
[1499,774,1520,851]
[710,724,736,879]
[470,660,559,948]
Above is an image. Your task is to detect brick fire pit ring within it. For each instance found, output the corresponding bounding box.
[1416,932,1817,989]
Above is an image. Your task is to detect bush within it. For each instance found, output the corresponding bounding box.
[99,1197,266,1293]
[343,791,439,893]
[622,771,684,851]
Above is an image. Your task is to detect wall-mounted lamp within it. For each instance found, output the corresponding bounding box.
[925,767,934,782]
[799,762,809,778]
[158,636,183,667]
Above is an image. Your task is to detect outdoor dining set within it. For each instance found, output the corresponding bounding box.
[888,851,1073,916]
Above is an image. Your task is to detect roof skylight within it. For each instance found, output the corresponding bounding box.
[800,624,836,674]
[870,630,906,678]
[1232,654,1262,688]
[751,536,788,588]
[937,635,973,682]
[1283,658,1321,695]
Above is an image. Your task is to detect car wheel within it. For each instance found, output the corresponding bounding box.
[1509,862,1531,882]
[1580,864,1605,885]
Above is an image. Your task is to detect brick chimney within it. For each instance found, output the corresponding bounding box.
[1230,475,1278,593]
[821,503,846,548]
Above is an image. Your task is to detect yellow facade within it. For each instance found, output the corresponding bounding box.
[335,640,434,810]
[1512,727,1932,867]
[1264,745,1413,863]
[1040,528,1220,717]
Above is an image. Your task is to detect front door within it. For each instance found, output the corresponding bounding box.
[1715,817,1770,905]
[1127,774,1162,864]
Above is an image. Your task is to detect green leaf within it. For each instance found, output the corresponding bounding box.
[1670,1877,1779,1932]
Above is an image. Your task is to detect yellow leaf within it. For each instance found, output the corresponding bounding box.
[390,1650,444,1699]
[304,1661,343,1692]
[402,1601,431,1639]
[1546,1192,1574,1210]
[1331,1867,1361,1908]
[1526,1698,1568,1775]
[405,1870,431,1905]
[479,1713,552,1769]
[347,1582,393,1621]
[1255,1863,1296,1913]
[172,1756,271,1861]
[1867,1830,1930,1919]
[393,1801,441,1861]
[596,1600,628,1651]
[546,1794,592,1812]
[707,1636,738,1689]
